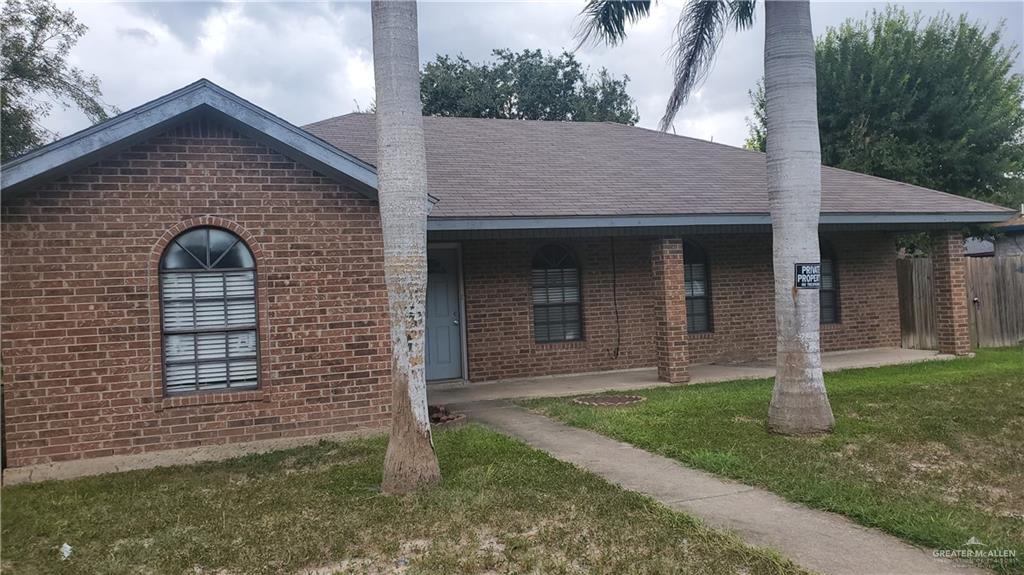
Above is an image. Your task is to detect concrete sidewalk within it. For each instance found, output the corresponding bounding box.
[432,347,953,405]
[468,402,985,575]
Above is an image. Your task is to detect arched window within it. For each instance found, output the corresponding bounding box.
[532,244,582,342]
[820,240,839,324]
[160,227,259,394]
[683,240,711,333]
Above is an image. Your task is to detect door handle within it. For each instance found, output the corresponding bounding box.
[452,319,459,325]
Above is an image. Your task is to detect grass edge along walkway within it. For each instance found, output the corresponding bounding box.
[522,348,1024,575]
[468,401,984,575]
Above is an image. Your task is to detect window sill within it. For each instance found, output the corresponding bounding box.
[687,331,715,340]
[156,389,265,411]
[533,340,586,349]
[821,322,842,331]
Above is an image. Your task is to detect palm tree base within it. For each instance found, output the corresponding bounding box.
[381,430,441,495]
[767,391,836,436]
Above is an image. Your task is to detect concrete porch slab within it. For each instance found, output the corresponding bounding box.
[429,347,954,405]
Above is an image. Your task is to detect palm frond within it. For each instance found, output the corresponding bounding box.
[728,0,756,30]
[574,0,653,48]
[658,0,730,132]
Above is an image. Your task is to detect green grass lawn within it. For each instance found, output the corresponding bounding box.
[1,425,808,575]
[524,347,1024,574]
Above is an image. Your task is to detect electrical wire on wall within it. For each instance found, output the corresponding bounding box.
[610,235,621,360]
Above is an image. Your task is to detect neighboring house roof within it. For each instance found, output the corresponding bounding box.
[991,209,1024,233]
[0,79,378,199]
[305,113,1014,230]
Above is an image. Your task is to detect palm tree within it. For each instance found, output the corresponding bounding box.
[371,0,442,493]
[578,0,834,434]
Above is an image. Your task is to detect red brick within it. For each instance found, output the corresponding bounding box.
[931,231,971,355]
[462,232,900,381]
[1,119,391,468]
[2,116,907,469]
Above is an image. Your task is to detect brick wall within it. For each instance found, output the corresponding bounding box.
[686,232,901,364]
[819,233,902,353]
[1,119,392,468]
[461,236,657,381]
[684,234,776,364]
[462,232,901,381]
[650,238,689,383]
[931,230,971,355]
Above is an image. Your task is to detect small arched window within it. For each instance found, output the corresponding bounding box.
[820,240,839,324]
[532,244,582,342]
[160,227,259,394]
[683,240,711,333]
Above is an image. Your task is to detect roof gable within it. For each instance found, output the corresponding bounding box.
[1,80,378,198]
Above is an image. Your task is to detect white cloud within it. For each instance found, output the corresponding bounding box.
[44,0,1023,147]
[47,0,376,137]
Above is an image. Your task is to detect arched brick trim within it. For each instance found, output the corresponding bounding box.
[149,216,266,269]
[146,217,271,408]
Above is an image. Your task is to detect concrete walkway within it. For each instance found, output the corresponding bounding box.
[432,347,952,405]
[468,402,985,575]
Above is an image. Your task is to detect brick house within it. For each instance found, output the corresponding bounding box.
[1,80,1012,470]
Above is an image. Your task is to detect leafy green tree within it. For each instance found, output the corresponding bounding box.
[743,80,766,152]
[420,48,639,124]
[745,7,1024,208]
[1,0,117,161]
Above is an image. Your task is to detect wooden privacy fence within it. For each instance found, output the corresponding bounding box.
[897,255,1024,349]
[897,258,938,349]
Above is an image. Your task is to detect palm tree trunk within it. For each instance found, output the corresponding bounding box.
[764,0,835,435]
[371,0,441,492]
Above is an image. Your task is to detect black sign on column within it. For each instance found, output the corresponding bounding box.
[795,263,822,289]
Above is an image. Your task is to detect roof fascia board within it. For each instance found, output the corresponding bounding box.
[427,214,769,231]
[824,212,1014,224]
[427,211,1014,231]
[2,109,205,195]
[1,80,378,198]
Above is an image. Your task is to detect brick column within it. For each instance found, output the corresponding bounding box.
[932,230,971,355]
[651,237,689,383]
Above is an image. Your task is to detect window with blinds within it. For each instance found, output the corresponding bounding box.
[820,241,839,324]
[683,240,712,333]
[159,227,259,394]
[532,244,582,342]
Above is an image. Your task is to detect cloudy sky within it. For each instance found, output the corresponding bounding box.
[49,0,1023,147]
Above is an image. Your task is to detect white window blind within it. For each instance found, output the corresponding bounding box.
[160,227,258,394]
[820,257,839,324]
[532,245,582,342]
[683,241,711,333]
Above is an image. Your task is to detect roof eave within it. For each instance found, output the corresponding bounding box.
[1,79,379,198]
[426,211,1016,232]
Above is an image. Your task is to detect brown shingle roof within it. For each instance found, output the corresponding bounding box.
[992,212,1024,231]
[304,113,1010,220]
